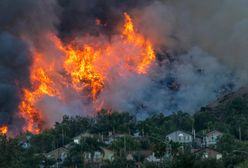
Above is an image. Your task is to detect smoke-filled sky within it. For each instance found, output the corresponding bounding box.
[0,0,247,132]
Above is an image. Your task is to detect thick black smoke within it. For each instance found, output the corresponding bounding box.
[0,33,31,127]
[0,0,58,131]
[57,0,153,40]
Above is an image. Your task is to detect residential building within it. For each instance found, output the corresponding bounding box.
[126,153,134,161]
[166,130,193,144]
[145,153,161,162]
[73,132,94,144]
[45,147,69,161]
[204,130,223,147]
[194,147,222,160]
[101,148,114,161]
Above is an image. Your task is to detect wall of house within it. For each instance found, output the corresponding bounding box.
[167,131,193,143]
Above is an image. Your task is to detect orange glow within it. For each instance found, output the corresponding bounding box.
[18,13,155,134]
[0,126,8,135]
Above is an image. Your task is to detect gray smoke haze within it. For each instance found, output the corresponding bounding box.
[137,0,248,80]
[0,0,247,132]
[102,0,247,116]
[99,47,241,117]
[173,0,248,78]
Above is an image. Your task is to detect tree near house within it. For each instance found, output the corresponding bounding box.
[63,137,103,167]
[93,110,136,135]
[0,135,45,168]
[110,135,140,157]
[237,160,248,168]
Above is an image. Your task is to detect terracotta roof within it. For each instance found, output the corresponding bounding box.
[206,130,223,136]
[193,147,221,154]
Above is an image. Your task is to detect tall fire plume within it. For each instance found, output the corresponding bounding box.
[17,13,155,134]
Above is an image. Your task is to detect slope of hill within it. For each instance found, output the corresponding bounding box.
[194,85,248,140]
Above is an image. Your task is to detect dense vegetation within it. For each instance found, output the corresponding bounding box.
[1,97,248,168]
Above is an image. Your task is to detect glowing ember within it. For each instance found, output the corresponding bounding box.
[18,13,155,134]
[0,126,8,135]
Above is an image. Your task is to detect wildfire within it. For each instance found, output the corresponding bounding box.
[0,126,8,135]
[19,52,59,134]
[122,12,155,74]
[17,13,155,134]
[64,44,104,100]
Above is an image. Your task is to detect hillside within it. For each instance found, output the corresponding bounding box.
[194,85,248,140]
[208,85,248,109]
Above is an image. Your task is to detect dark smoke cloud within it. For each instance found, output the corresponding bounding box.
[0,0,59,131]
[57,0,153,40]
[0,0,59,37]
[0,32,31,127]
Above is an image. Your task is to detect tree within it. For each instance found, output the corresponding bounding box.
[194,159,224,168]
[64,137,103,167]
[217,134,248,167]
[170,153,196,168]
[110,136,139,157]
[102,156,136,168]
[30,131,55,153]
[94,110,136,135]
[237,160,248,168]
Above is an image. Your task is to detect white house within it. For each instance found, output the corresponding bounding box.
[204,130,223,147]
[73,132,94,144]
[146,153,161,162]
[166,130,193,144]
[101,148,114,161]
[45,147,69,161]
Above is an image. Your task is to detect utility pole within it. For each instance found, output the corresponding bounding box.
[124,136,127,156]
[62,126,64,146]
[239,126,242,141]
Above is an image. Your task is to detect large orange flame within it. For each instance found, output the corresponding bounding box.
[64,44,104,100]
[17,13,155,134]
[19,52,60,134]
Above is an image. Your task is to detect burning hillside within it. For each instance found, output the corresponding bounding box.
[17,13,155,134]
[0,0,246,135]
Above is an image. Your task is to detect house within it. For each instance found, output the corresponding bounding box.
[145,153,161,162]
[166,130,193,144]
[18,134,32,149]
[73,132,94,144]
[126,153,134,161]
[45,147,69,161]
[101,148,114,161]
[103,134,129,145]
[82,148,114,163]
[92,151,103,163]
[130,150,153,159]
[204,130,223,147]
[194,147,222,160]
